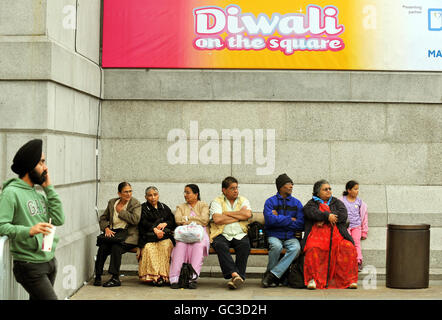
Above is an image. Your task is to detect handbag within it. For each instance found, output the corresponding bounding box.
[288,254,306,289]
[96,228,129,246]
[178,263,198,288]
[247,221,268,248]
[174,222,204,243]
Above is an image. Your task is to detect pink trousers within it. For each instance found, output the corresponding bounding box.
[348,226,363,264]
[169,231,209,284]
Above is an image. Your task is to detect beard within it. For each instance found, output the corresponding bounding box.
[29,168,47,185]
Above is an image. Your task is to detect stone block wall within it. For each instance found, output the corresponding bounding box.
[0,0,101,299]
[1,1,442,299]
[101,69,442,271]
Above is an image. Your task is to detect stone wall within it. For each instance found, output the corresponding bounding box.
[0,0,102,299]
[101,69,442,271]
[1,1,442,299]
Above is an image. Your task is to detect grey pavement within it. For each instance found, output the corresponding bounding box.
[70,276,442,300]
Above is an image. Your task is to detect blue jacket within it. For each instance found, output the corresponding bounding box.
[263,193,304,240]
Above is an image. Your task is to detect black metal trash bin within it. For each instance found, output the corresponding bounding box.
[386,224,430,289]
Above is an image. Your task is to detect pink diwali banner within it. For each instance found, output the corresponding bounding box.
[102,0,442,70]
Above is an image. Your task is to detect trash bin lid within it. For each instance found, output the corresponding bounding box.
[387,224,430,230]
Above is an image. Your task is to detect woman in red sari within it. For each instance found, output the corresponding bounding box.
[301,180,358,289]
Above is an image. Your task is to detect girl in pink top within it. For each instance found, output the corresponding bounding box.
[339,180,368,271]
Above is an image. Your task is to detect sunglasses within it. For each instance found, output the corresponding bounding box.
[322,187,332,191]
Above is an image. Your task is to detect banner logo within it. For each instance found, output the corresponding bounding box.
[428,9,442,31]
[193,4,345,55]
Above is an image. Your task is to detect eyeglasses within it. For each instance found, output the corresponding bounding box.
[322,188,332,191]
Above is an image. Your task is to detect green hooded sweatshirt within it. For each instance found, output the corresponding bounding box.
[0,178,65,263]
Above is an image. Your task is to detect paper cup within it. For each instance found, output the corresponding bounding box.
[42,226,56,252]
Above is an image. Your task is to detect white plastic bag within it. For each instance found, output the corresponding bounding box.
[174,222,204,243]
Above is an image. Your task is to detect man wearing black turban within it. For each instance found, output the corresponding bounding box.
[0,139,65,300]
[11,139,47,185]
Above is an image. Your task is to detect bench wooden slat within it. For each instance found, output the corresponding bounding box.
[208,247,286,255]
[130,246,286,255]
[129,247,278,255]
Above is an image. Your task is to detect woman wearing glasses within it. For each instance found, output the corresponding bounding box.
[301,180,358,289]
[94,182,141,287]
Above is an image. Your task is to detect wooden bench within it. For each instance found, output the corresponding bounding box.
[204,211,297,256]
[209,247,285,255]
[130,245,282,255]
[128,212,295,256]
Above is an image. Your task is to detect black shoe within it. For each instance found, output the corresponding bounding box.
[93,276,102,286]
[188,281,197,289]
[155,278,165,287]
[170,283,180,289]
[262,271,278,288]
[103,278,121,287]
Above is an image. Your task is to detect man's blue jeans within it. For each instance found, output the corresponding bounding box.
[267,237,301,279]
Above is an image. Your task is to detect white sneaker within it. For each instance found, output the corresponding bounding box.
[307,279,316,290]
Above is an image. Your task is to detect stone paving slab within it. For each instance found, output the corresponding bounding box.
[115,266,442,281]
[70,276,442,301]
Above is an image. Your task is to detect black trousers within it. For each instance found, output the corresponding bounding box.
[94,242,137,277]
[13,258,58,300]
[212,235,250,280]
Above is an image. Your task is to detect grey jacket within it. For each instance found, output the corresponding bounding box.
[99,197,141,245]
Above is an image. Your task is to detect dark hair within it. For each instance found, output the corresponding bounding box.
[312,179,330,197]
[185,184,201,201]
[118,182,131,193]
[222,176,238,189]
[343,180,359,196]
